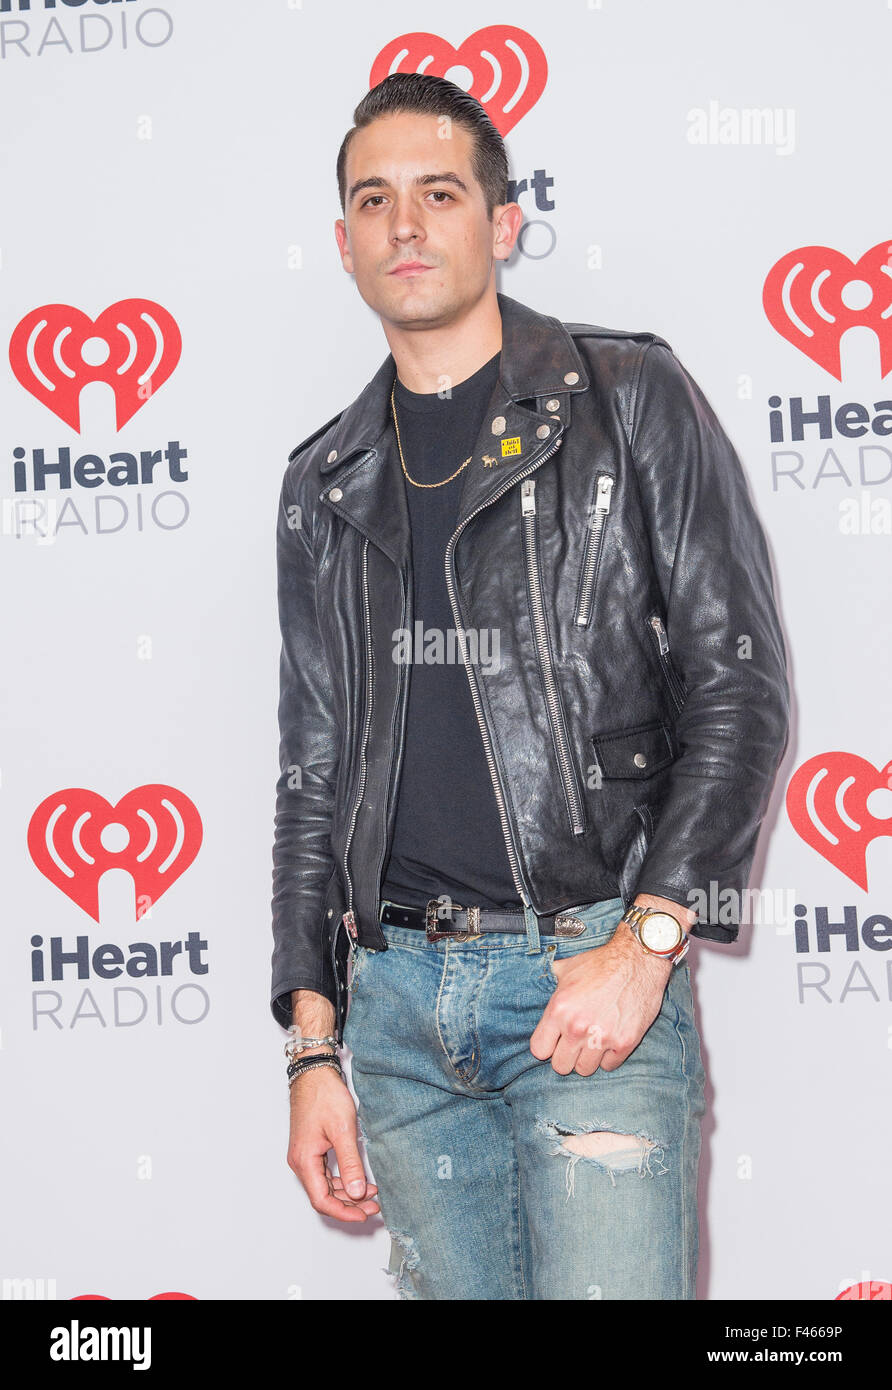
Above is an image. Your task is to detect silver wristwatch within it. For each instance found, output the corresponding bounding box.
[621,903,690,965]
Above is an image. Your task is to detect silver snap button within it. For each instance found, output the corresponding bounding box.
[546,398,560,412]
[564,371,579,385]
[327,908,333,917]
[329,487,343,502]
[326,449,338,463]
[491,415,507,434]
[633,753,648,768]
[536,424,550,439]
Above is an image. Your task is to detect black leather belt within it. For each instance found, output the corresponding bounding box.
[379,899,588,942]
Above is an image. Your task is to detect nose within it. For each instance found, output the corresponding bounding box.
[388,195,426,247]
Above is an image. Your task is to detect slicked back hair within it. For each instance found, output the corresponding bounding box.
[337,73,509,220]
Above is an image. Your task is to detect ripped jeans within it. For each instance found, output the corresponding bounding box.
[342,895,707,1300]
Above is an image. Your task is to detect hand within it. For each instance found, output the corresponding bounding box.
[529,894,692,1076]
[287,1061,380,1223]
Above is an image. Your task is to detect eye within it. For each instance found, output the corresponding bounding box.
[361,195,387,208]
[429,191,454,203]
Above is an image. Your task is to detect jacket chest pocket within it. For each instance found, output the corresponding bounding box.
[574,473,614,628]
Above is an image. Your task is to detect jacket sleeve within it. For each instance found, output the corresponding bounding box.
[269,466,341,1028]
[627,341,791,934]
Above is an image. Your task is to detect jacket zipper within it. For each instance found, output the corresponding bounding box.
[648,614,687,713]
[574,474,614,628]
[521,477,586,835]
[339,536,374,944]
[367,560,408,934]
[444,431,567,908]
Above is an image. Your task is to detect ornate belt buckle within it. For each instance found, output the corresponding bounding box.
[425,900,482,942]
[553,913,587,937]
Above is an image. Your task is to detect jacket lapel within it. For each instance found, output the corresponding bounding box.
[316,292,591,565]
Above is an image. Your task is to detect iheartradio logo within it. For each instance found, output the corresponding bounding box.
[786,752,892,891]
[370,26,547,136]
[762,240,892,380]
[8,298,182,432]
[27,785,202,923]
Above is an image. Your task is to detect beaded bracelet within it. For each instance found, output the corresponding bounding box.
[288,1062,342,1090]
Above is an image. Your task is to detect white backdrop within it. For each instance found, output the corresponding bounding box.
[1,0,890,1301]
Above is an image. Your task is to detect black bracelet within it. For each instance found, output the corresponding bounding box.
[287,1055,343,1086]
[287,1054,341,1075]
[286,1056,339,1078]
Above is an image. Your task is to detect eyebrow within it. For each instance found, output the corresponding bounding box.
[348,172,470,204]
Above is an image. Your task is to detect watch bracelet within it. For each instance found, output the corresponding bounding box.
[621,902,689,964]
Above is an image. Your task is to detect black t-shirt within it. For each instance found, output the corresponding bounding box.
[379,349,524,911]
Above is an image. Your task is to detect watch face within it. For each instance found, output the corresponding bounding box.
[641,912,682,952]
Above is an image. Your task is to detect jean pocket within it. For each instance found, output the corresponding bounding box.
[539,898,625,988]
[541,938,598,988]
[539,941,600,992]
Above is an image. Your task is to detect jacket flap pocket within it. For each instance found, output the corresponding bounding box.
[591,720,675,779]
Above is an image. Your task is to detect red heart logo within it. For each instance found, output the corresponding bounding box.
[786,752,892,890]
[27,785,202,923]
[370,26,547,137]
[762,240,892,380]
[9,298,182,432]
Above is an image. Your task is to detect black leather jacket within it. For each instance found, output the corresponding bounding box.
[270,292,790,1041]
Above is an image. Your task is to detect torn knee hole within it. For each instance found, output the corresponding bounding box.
[536,1117,669,1191]
[561,1130,653,1160]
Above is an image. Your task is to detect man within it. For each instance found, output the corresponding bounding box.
[271,72,789,1300]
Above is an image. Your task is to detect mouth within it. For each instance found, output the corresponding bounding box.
[388,262,433,277]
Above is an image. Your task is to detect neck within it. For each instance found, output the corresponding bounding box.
[382,285,502,395]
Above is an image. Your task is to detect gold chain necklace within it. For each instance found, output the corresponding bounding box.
[390,382,471,489]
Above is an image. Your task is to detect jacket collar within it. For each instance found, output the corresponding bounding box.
[316,291,590,569]
[320,291,588,472]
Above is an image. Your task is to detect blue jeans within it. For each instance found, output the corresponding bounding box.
[343,895,706,1300]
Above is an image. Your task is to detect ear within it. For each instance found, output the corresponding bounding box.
[491,202,524,262]
[334,218,354,273]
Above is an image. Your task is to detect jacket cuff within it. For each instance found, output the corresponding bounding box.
[270,976,338,1031]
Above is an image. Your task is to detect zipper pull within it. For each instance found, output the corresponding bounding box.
[650,614,669,655]
[594,475,614,513]
[342,909,358,943]
[521,478,537,516]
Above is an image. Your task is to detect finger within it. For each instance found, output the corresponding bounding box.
[332,1195,381,1216]
[332,1131,371,1200]
[598,1047,630,1073]
[571,1044,603,1076]
[329,1177,379,1198]
[574,1022,608,1075]
[529,1007,561,1060]
[299,1153,373,1222]
[550,1034,584,1075]
[329,1176,381,1213]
